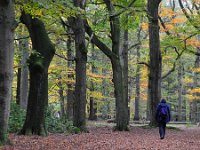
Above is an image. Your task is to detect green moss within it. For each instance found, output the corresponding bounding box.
[28,51,44,72]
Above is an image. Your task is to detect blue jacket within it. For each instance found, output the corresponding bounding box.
[156,100,171,123]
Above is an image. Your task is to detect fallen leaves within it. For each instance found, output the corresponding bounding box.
[1,126,200,150]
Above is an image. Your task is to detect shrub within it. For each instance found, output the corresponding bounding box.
[8,102,26,133]
[46,105,78,134]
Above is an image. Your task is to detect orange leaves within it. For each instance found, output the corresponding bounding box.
[192,67,200,73]
[186,39,200,47]
[170,17,187,24]
[159,8,175,18]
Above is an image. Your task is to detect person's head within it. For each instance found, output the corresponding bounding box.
[161,98,166,103]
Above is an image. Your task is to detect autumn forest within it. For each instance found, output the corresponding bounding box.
[0,0,200,149]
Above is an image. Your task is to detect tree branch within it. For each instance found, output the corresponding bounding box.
[178,0,200,30]
[137,62,150,68]
[84,20,115,59]
[55,53,75,61]
[158,16,170,36]
[109,0,137,17]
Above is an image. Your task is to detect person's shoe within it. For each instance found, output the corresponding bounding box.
[160,137,164,139]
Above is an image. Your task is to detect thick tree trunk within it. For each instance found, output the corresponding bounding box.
[70,0,87,131]
[122,18,129,123]
[66,36,74,120]
[148,0,162,126]
[19,12,55,135]
[112,59,129,130]
[0,0,15,145]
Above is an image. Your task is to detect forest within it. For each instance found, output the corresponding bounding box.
[0,0,200,149]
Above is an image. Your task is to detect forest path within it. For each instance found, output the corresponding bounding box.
[1,122,200,150]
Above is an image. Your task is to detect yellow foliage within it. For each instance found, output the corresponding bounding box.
[141,22,148,31]
[89,91,104,99]
[170,17,187,24]
[193,0,200,4]
[189,88,200,94]
[183,77,193,84]
[35,9,43,17]
[192,67,200,73]
[87,72,111,79]
[186,94,200,102]
[49,95,58,103]
[159,8,175,17]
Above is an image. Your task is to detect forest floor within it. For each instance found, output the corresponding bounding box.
[1,121,200,150]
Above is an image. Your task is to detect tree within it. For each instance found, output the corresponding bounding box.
[19,11,55,135]
[0,0,15,145]
[16,29,29,110]
[68,0,87,131]
[85,0,131,130]
[147,0,162,126]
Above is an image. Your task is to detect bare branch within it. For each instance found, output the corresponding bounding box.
[137,62,150,68]
[55,53,75,61]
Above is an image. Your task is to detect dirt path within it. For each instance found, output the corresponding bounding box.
[1,126,200,150]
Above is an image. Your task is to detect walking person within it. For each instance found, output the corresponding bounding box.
[156,98,171,139]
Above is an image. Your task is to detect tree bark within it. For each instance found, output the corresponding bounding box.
[69,0,87,131]
[147,0,162,126]
[177,59,183,121]
[58,77,65,117]
[16,37,29,109]
[88,45,97,120]
[0,0,15,145]
[19,12,55,136]
[66,34,74,120]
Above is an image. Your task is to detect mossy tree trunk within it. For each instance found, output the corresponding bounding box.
[19,12,55,136]
[0,0,15,145]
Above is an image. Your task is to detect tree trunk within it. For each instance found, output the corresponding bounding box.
[89,45,97,120]
[122,17,129,123]
[134,28,142,121]
[0,0,15,145]
[58,77,65,117]
[69,0,87,131]
[19,12,55,136]
[66,35,74,120]
[102,58,110,119]
[134,46,141,121]
[147,0,162,126]
[191,47,200,123]
[16,37,29,109]
[177,59,183,121]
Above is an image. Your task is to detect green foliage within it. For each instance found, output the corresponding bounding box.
[46,105,80,134]
[8,102,26,133]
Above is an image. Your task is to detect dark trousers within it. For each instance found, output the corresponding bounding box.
[159,122,166,138]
